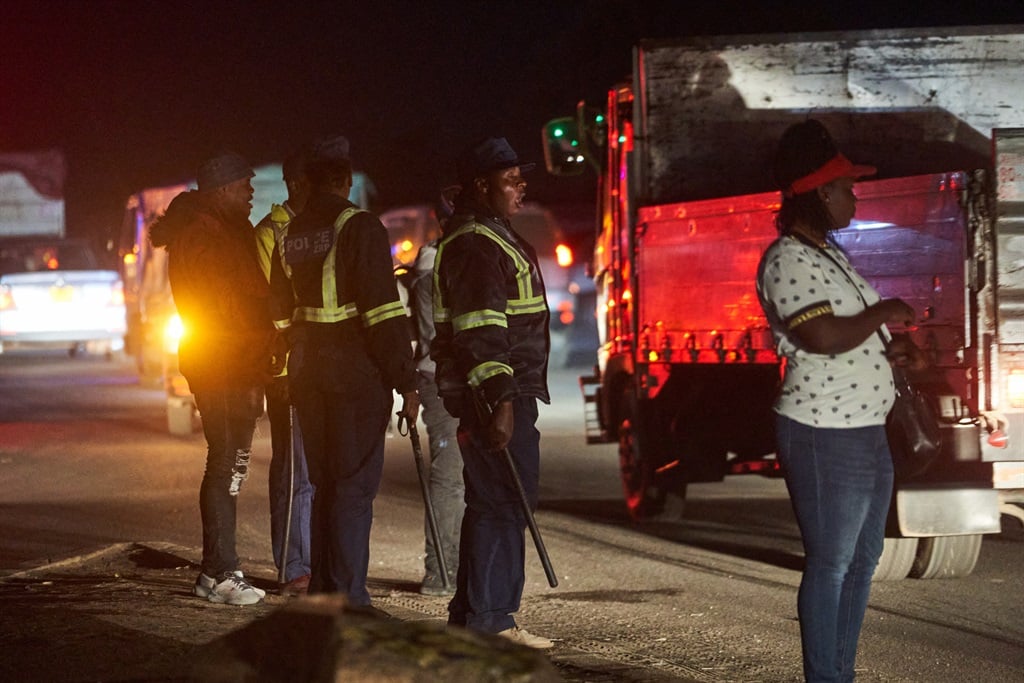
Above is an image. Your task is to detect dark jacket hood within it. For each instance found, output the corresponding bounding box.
[148,190,203,249]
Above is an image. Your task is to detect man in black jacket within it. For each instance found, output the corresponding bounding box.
[268,135,419,606]
[432,137,552,648]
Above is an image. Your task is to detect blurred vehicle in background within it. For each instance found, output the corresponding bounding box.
[380,201,592,336]
[0,149,65,240]
[0,237,126,358]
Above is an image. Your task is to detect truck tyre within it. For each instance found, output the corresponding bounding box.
[873,537,919,580]
[618,386,682,521]
[909,534,983,579]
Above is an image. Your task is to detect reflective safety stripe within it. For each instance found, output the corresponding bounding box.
[434,220,542,326]
[505,295,547,316]
[468,360,513,387]
[273,317,292,331]
[453,308,507,333]
[293,207,365,324]
[296,301,359,323]
[362,300,406,328]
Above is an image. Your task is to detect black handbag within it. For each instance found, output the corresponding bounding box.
[815,245,942,477]
[886,364,943,478]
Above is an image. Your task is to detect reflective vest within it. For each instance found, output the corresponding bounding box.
[433,217,549,396]
[275,206,406,331]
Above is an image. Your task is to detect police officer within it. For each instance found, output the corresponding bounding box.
[254,147,314,596]
[269,135,419,605]
[432,137,553,648]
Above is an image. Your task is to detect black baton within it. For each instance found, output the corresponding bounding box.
[472,392,558,588]
[399,414,450,590]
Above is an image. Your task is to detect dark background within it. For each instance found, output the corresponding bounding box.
[4,0,1024,247]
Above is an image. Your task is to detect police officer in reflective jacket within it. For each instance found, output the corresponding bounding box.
[268,135,419,605]
[432,137,553,649]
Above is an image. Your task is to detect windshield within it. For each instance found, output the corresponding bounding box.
[0,241,98,276]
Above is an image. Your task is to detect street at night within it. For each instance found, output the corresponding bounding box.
[1,351,1021,681]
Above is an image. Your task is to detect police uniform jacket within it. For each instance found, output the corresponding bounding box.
[431,203,550,416]
[268,191,416,396]
[149,190,274,394]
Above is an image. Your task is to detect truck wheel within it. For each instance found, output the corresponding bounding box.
[618,388,681,521]
[873,537,918,580]
[909,534,983,579]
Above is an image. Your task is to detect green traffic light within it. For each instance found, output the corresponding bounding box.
[552,127,565,138]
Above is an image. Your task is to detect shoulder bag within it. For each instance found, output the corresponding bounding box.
[815,245,942,477]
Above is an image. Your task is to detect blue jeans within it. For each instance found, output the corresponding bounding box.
[448,396,540,634]
[194,387,263,578]
[417,371,464,579]
[266,376,313,583]
[775,415,894,683]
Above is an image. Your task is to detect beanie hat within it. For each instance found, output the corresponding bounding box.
[197,152,254,191]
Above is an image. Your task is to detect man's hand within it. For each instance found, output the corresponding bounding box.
[268,332,289,376]
[486,400,514,451]
[397,390,420,425]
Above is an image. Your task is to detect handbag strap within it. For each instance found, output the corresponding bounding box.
[809,239,891,350]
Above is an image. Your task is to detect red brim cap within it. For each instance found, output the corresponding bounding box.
[787,154,876,196]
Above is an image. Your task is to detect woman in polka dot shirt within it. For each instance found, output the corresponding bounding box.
[756,120,916,683]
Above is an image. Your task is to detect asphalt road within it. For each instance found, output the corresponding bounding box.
[1,349,1022,682]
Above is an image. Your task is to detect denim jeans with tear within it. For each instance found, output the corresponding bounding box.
[194,386,263,578]
[775,415,894,683]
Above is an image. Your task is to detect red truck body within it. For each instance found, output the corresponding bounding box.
[546,25,1024,579]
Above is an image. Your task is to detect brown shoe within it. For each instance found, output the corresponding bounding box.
[497,626,554,649]
[280,574,311,596]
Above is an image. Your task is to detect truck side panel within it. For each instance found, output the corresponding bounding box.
[635,27,1024,205]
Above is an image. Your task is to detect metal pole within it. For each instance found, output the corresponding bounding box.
[403,416,450,590]
[277,404,296,586]
[473,392,558,588]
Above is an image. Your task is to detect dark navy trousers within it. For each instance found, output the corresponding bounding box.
[448,396,540,634]
[290,358,391,606]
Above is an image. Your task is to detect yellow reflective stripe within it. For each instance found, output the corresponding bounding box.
[468,361,513,387]
[453,308,507,333]
[434,307,451,323]
[362,300,406,327]
[296,207,365,323]
[506,295,547,316]
[442,220,540,303]
[296,301,359,323]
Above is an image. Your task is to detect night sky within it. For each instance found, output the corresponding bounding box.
[5,1,1024,247]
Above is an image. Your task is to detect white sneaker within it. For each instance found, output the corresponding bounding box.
[196,571,266,605]
[497,626,554,649]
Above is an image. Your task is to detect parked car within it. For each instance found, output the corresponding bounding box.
[0,238,126,357]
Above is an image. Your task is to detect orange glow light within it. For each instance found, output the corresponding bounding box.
[555,244,573,268]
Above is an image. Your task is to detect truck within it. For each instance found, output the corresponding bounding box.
[542,25,1024,579]
[0,150,65,239]
[118,164,374,434]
